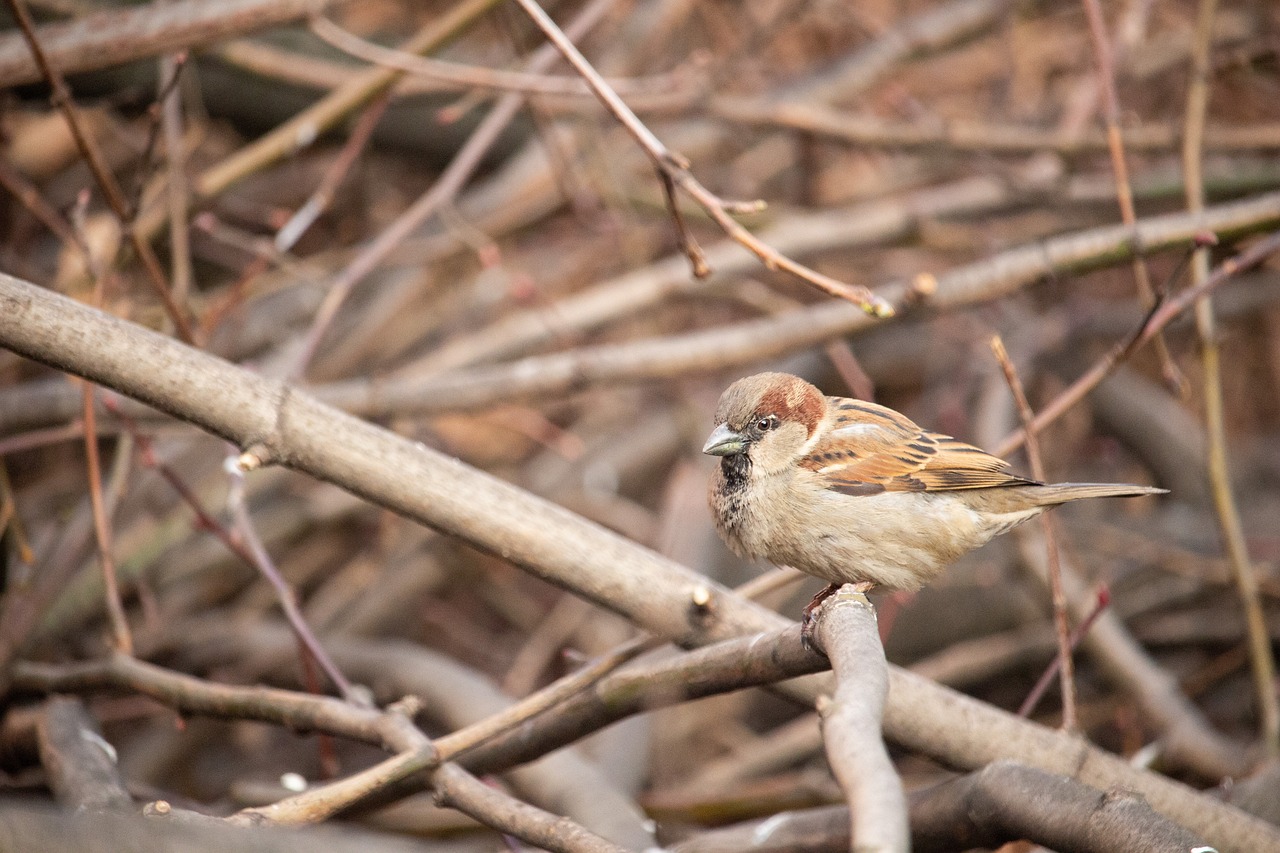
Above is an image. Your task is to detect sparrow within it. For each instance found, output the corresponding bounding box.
[704,372,1165,610]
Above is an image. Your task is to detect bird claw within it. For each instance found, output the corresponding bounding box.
[800,583,840,655]
[800,615,822,655]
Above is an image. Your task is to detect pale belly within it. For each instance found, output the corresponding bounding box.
[722,477,1043,591]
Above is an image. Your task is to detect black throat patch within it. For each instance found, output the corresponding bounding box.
[720,452,751,493]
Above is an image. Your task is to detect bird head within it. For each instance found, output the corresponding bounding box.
[703,373,827,475]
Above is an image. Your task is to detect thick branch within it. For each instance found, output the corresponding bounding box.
[0,0,333,88]
[811,587,908,853]
[0,273,1275,852]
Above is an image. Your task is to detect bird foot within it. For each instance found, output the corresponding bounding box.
[800,583,840,653]
[800,581,876,653]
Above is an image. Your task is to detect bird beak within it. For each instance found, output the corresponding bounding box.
[702,423,746,456]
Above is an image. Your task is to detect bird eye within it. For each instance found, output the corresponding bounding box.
[756,416,776,432]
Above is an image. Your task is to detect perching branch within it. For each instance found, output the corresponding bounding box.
[810,586,908,853]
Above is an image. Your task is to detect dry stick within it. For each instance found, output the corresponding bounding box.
[0,0,332,87]
[12,657,627,853]
[910,760,1208,853]
[674,761,1210,853]
[1080,0,1183,395]
[508,0,892,317]
[810,587,908,853]
[321,196,1280,423]
[2,277,1280,850]
[307,15,683,100]
[274,88,393,253]
[1018,586,1110,719]
[770,0,1011,106]
[436,635,657,761]
[35,696,134,812]
[404,181,1280,381]
[453,626,824,778]
[0,154,87,257]
[711,99,1280,154]
[223,458,364,707]
[288,0,618,378]
[2,0,193,342]
[994,228,1280,458]
[159,53,193,307]
[1182,0,1280,757]
[189,0,503,205]
[218,621,822,819]
[990,336,1076,731]
[80,383,132,654]
[102,395,361,708]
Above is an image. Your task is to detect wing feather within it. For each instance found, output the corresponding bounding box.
[801,398,1037,494]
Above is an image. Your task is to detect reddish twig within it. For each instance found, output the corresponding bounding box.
[994,229,1280,458]
[508,0,894,317]
[1080,0,1184,394]
[79,382,132,654]
[991,336,1075,731]
[3,0,194,342]
[1018,586,1111,719]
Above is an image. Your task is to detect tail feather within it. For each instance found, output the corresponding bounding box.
[1032,482,1167,507]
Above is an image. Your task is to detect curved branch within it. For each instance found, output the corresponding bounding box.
[0,273,1276,852]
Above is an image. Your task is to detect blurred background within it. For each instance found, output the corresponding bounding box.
[1,0,1279,847]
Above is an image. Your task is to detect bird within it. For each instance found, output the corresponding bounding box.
[703,372,1165,618]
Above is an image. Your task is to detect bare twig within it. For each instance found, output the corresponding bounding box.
[13,655,629,853]
[288,0,618,377]
[712,99,1280,154]
[159,53,193,306]
[3,274,1279,849]
[509,0,893,317]
[307,15,686,100]
[1018,586,1111,718]
[995,228,1280,458]
[80,382,132,654]
[1181,0,1280,756]
[911,760,1208,853]
[991,336,1075,730]
[1080,0,1184,394]
[0,154,87,257]
[188,0,503,204]
[274,89,393,254]
[223,456,364,707]
[0,0,332,87]
[3,0,193,341]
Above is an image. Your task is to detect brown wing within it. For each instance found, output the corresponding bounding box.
[800,398,1038,495]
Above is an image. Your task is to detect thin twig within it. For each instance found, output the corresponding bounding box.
[1018,586,1110,719]
[79,382,132,654]
[509,0,893,317]
[274,89,393,253]
[0,153,87,257]
[991,336,1075,730]
[1080,0,1183,394]
[288,0,619,378]
[1181,0,1280,757]
[224,453,365,707]
[995,228,1280,458]
[2,0,193,341]
[159,53,193,307]
[190,0,503,204]
[308,15,686,100]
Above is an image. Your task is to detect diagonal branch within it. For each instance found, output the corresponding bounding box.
[509,0,893,317]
